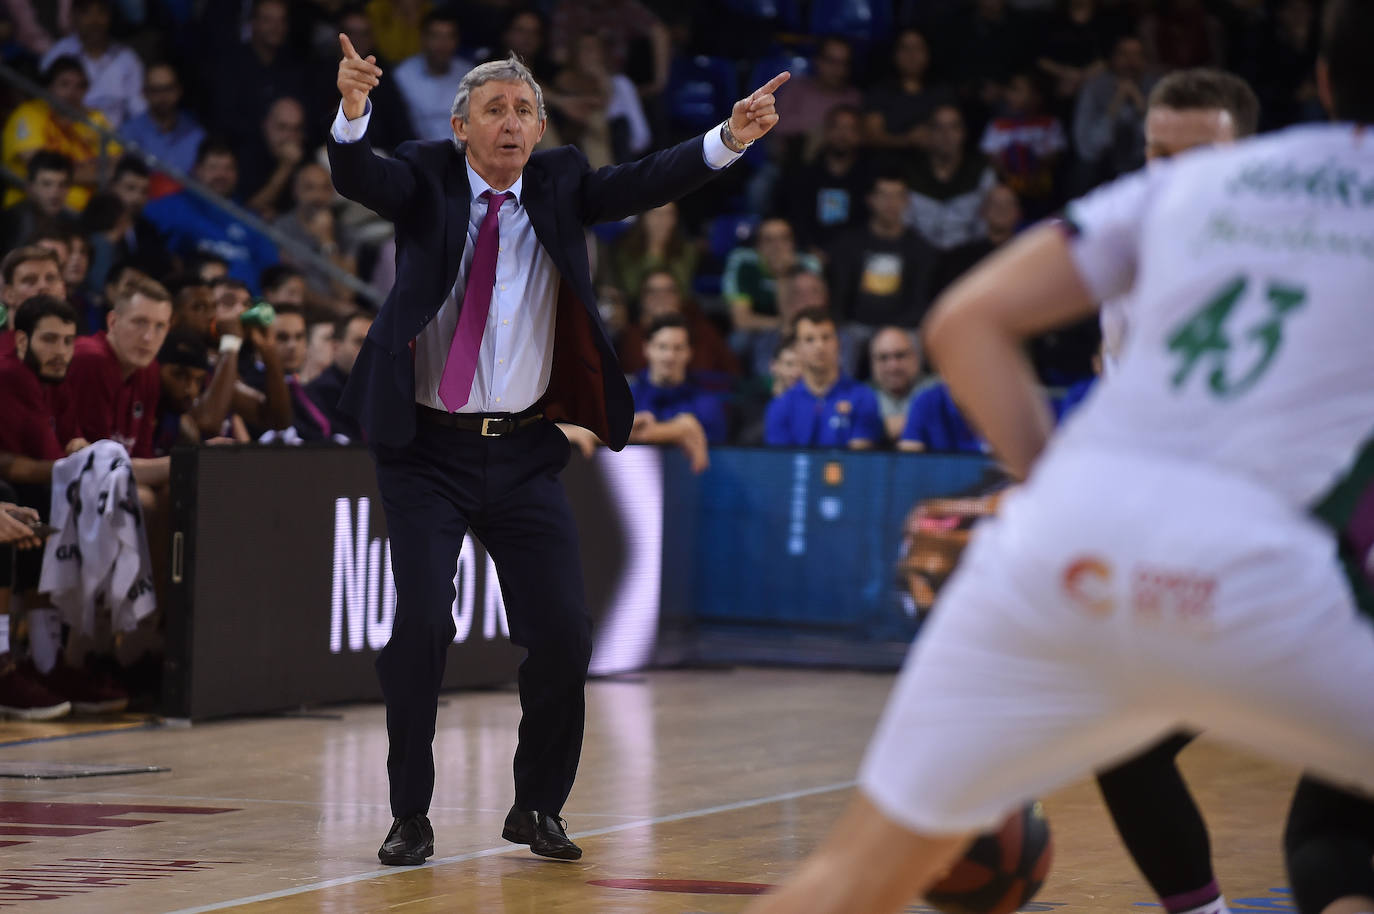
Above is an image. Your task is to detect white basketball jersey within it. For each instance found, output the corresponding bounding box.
[1051,123,1374,510]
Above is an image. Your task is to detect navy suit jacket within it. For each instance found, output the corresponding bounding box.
[327,129,722,450]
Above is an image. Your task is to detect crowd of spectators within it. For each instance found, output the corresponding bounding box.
[0,0,1330,713]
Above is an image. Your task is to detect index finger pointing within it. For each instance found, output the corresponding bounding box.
[339,32,360,60]
[751,70,791,99]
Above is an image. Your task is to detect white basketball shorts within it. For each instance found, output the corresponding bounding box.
[860,447,1374,834]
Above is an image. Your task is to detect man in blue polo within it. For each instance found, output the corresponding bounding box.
[896,379,987,454]
[629,314,728,444]
[765,306,880,449]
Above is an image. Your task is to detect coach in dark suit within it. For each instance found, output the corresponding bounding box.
[328,34,788,866]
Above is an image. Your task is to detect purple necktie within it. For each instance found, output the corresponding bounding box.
[438,189,510,411]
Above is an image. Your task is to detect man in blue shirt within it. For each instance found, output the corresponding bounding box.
[143,139,278,292]
[630,314,728,444]
[627,315,724,473]
[119,62,205,177]
[765,307,881,449]
[897,380,987,454]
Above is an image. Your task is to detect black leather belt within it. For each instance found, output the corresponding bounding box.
[417,404,544,436]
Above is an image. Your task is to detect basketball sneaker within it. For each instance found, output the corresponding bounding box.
[0,654,71,720]
[36,660,129,715]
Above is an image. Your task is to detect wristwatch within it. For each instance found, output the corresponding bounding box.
[720,119,752,153]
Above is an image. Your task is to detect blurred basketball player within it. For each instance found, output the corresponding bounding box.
[747,1,1374,911]
[1093,67,1258,914]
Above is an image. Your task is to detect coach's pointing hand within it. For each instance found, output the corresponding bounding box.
[338,33,382,120]
[728,71,791,145]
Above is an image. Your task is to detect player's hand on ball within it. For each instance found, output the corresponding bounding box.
[729,71,790,144]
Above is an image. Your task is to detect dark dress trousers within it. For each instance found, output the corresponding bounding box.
[327,126,724,818]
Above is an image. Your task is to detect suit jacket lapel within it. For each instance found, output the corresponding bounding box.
[518,161,562,273]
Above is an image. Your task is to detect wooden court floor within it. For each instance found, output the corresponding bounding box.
[0,668,1300,913]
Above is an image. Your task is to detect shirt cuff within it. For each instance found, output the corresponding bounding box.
[702,123,744,170]
[331,100,372,144]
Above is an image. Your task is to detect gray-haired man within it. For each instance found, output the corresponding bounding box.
[329,37,790,866]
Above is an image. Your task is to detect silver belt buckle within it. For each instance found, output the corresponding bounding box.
[481,417,499,437]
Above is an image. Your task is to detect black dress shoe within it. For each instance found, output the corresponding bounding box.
[501,805,583,860]
[378,814,434,866]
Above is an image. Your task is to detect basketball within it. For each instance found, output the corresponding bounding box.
[925,802,1054,914]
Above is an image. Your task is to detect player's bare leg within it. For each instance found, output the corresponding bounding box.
[746,792,970,914]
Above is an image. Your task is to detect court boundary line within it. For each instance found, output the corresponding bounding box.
[0,787,647,817]
[161,778,857,914]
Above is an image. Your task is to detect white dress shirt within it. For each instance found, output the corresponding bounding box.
[332,101,743,415]
[391,54,476,142]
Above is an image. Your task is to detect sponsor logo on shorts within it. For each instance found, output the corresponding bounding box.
[1130,565,1217,627]
[1062,556,1113,615]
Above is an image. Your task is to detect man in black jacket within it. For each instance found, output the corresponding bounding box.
[330,35,788,866]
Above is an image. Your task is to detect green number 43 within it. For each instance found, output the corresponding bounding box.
[1166,274,1307,398]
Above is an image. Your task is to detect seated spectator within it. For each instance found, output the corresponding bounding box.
[1073,35,1155,186]
[630,314,728,446]
[0,295,110,720]
[0,246,66,357]
[487,7,557,83]
[549,0,669,99]
[392,12,474,142]
[50,229,99,332]
[902,104,997,251]
[744,263,866,381]
[0,151,78,254]
[119,62,206,182]
[209,275,252,332]
[245,303,331,442]
[765,307,881,450]
[548,31,650,168]
[273,162,358,304]
[617,269,737,383]
[64,277,175,487]
[3,56,119,211]
[239,97,308,221]
[863,29,942,154]
[773,37,864,157]
[192,253,231,285]
[194,279,291,436]
[979,72,1066,218]
[607,201,697,304]
[775,104,870,254]
[203,0,309,154]
[897,380,987,454]
[170,279,215,343]
[733,335,801,446]
[106,155,175,280]
[827,174,937,331]
[930,183,1023,297]
[98,258,151,324]
[143,139,279,291]
[153,327,216,455]
[39,0,146,130]
[724,218,822,339]
[306,310,372,443]
[0,295,82,466]
[868,327,925,445]
[260,263,308,309]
